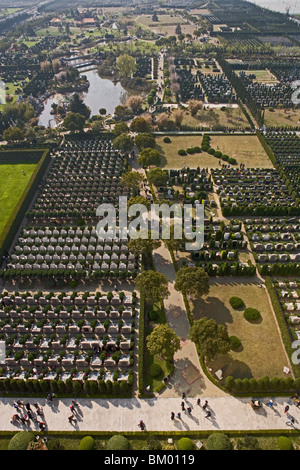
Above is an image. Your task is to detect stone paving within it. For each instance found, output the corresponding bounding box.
[4,396,300,432]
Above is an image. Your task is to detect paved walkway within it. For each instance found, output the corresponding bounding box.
[152,244,227,398]
[4,396,299,432]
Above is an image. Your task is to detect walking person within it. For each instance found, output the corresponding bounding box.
[181,392,186,400]
[176,412,181,419]
[138,420,145,430]
[68,414,76,424]
[181,401,185,411]
[187,407,192,415]
[171,412,175,421]
[284,405,290,414]
[286,417,295,427]
[197,398,201,406]
[202,400,208,410]
[70,404,75,413]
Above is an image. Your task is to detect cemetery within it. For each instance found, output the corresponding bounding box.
[211,168,300,216]
[0,289,137,388]
[28,138,130,220]
[273,279,300,342]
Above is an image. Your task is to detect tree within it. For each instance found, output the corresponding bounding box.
[113,122,129,136]
[156,112,170,131]
[121,171,143,192]
[126,95,143,114]
[3,126,24,143]
[117,54,137,78]
[147,168,168,186]
[128,237,161,257]
[172,108,185,129]
[188,99,203,116]
[69,93,91,119]
[2,102,34,126]
[52,59,61,74]
[128,195,150,210]
[40,60,51,72]
[113,133,133,152]
[99,108,106,116]
[147,324,180,361]
[130,117,150,133]
[175,266,210,299]
[137,148,161,167]
[135,133,156,152]
[62,112,86,132]
[189,317,231,361]
[135,270,169,305]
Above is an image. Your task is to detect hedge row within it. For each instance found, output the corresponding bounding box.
[224,375,300,394]
[0,377,132,396]
[0,148,50,261]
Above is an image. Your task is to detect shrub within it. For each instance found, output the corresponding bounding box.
[8,431,35,450]
[228,157,237,165]
[244,308,261,322]
[222,154,230,162]
[229,297,245,309]
[230,335,241,350]
[277,436,293,450]
[107,435,130,450]
[149,309,159,321]
[177,437,194,450]
[150,363,163,378]
[178,149,187,156]
[186,147,195,154]
[163,137,171,143]
[206,433,233,450]
[208,148,215,155]
[79,436,95,450]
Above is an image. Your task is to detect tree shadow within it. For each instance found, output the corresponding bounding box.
[208,354,254,380]
[190,296,233,326]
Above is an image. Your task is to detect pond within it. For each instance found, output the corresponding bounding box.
[38,69,132,127]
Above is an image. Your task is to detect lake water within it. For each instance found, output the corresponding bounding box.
[38,69,131,127]
[249,0,300,14]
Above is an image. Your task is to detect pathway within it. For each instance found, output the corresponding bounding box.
[152,243,227,398]
[4,396,299,432]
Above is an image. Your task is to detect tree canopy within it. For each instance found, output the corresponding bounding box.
[174,266,210,299]
[147,323,181,362]
[189,317,231,361]
[135,270,169,305]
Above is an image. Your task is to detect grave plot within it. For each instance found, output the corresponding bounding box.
[28,139,130,220]
[6,225,139,279]
[273,279,300,341]
[173,59,205,103]
[238,71,293,109]
[175,218,254,277]
[134,56,152,79]
[211,168,299,216]
[0,290,137,385]
[166,168,213,204]
[264,132,300,167]
[244,217,300,276]
[199,72,237,104]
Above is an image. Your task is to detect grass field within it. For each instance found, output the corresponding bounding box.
[243,69,279,84]
[264,108,300,128]
[176,107,250,129]
[0,163,37,236]
[155,135,273,169]
[189,282,288,380]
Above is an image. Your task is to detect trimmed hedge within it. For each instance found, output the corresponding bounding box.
[277,436,293,450]
[107,435,130,450]
[79,436,95,450]
[8,431,35,450]
[244,308,261,322]
[206,432,233,450]
[229,297,245,309]
[230,336,241,350]
[177,437,194,450]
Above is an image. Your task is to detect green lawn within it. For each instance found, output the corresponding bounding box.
[0,163,37,236]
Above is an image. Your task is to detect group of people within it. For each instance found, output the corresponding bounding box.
[10,396,81,430]
[10,401,46,431]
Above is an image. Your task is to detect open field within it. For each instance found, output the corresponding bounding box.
[177,107,250,129]
[155,135,273,169]
[0,163,37,237]
[264,108,300,128]
[189,282,288,380]
[136,14,183,27]
[243,69,279,84]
